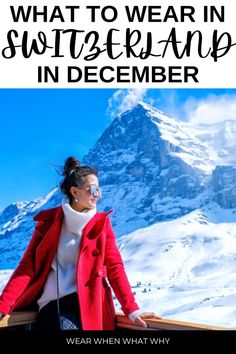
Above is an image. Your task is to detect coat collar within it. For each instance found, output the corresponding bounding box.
[34,206,63,222]
[34,206,113,258]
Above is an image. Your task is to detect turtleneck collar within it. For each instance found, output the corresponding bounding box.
[61,197,96,235]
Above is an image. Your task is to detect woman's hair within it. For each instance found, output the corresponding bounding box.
[60,156,98,203]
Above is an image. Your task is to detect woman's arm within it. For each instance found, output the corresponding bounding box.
[0,227,42,315]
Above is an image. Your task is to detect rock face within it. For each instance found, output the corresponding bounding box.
[1,102,236,269]
[83,103,206,233]
[212,166,236,208]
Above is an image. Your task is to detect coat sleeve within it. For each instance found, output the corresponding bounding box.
[0,226,42,315]
[104,218,139,316]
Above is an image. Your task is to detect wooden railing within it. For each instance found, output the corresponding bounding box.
[115,313,230,330]
[0,311,231,330]
[0,311,37,328]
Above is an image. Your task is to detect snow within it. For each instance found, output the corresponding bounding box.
[0,270,13,291]
[116,204,236,328]
[1,103,236,329]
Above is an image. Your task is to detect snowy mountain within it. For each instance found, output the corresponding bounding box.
[1,102,236,269]
[83,103,208,233]
[84,102,236,232]
[1,102,236,327]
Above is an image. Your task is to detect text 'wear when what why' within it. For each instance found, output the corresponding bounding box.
[65,337,171,345]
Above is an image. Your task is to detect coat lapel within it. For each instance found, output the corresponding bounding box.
[80,213,99,252]
[80,211,112,252]
[35,207,64,272]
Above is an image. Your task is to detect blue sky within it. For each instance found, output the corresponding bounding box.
[0,88,236,210]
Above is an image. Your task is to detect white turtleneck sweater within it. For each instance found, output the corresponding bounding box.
[37,197,96,310]
[37,197,141,322]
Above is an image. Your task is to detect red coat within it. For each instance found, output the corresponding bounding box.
[0,206,139,330]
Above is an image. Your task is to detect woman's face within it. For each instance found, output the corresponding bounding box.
[70,174,100,212]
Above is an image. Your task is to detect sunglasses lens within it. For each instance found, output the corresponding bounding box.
[98,188,102,198]
[90,185,102,197]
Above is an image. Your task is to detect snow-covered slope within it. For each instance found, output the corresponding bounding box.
[115,202,236,327]
[119,203,236,288]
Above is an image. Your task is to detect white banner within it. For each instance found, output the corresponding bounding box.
[0,0,235,88]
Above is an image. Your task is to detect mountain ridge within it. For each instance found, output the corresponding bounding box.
[1,102,236,269]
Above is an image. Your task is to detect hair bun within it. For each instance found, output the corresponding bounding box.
[63,156,80,177]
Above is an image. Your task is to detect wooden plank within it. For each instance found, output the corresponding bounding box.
[115,313,232,331]
[0,311,37,328]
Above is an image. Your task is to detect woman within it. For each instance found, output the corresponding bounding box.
[0,157,160,330]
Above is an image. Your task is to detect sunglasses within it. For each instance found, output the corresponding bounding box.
[84,184,102,198]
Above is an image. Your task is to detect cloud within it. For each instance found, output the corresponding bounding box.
[107,89,147,118]
[107,90,236,125]
[185,95,236,125]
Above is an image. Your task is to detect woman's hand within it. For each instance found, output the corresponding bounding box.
[134,312,162,328]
